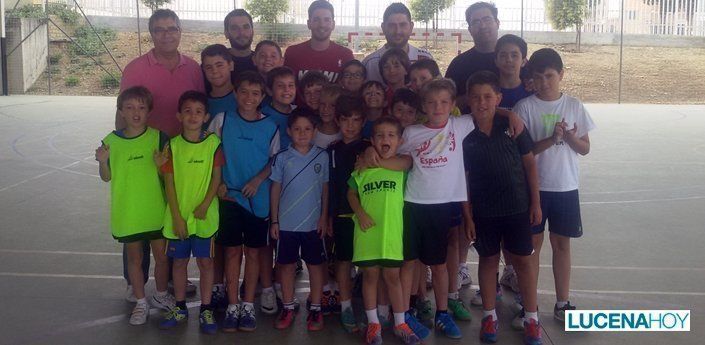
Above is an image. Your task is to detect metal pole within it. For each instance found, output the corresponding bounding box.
[45,0,51,95]
[1,0,8,95]
[618,0,625,104]
[136,0,142,56]
[520,0,524,38]
[354,0,359,51]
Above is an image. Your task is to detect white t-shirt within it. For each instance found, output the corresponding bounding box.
[362,44,433,84]
[399,115,475,204]
[514,94,596,192]
[313,130,342,149]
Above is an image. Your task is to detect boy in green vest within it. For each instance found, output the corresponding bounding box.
[348,117,419,345]
[96,86,173,326]
[159,91,224,334]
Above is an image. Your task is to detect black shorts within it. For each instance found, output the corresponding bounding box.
[216,199,269,248]
[449,202,463,227]
[333,217,354,262]
[276,230,327,265]
[532,190,583,238]
[403,202,454,265]
[473,211,534,257]
[116,229,163,244]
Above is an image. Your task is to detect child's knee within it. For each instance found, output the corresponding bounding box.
[550,233,571,253]
[197,258,214,270]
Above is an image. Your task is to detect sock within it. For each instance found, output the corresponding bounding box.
[435,309,448,318]
[393,312,405,326]
[448,291,459,300]
[525,311,539,322]
[378,304,390,319]
[310,303,321,311]
[340,299,352,311]
[556,300,568,308]
[155,290,168,297]
[242,301,254,310]
[262,286,274,294]
[482,309,497,320]
[366,308,380,324]
[175,300,186,310]
[200,303,213,312]
[284,302,295,310]
[227,304,239,312]
[505,265,514,273]
[136,297,148,305]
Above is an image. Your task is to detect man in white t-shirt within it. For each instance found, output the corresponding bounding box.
[362,3,433,84]
[514,48,595,326]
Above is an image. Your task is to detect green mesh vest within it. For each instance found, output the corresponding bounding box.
[102,128,165,240]
[163,134,221,239]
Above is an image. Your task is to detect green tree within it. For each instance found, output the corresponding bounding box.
[246,0,289,24]
[545,0,587,51]
[142,0,172,12]
[410,0,455,46]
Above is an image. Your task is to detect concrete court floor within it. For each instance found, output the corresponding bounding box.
[0,95,703,345]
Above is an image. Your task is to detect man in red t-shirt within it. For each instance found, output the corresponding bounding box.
[283,0,353,84]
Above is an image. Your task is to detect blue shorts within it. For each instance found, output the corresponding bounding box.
[532,190,583,238]
[276,230,327,265]
[167,236,215,259]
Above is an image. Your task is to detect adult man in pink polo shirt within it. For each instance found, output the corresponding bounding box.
[117,9,205,138]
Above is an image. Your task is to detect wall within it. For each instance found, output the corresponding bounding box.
[6,17,48,94]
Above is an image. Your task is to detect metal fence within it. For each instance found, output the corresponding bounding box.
[73,0,705,36]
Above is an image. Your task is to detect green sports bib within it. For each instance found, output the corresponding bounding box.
[349,168,405,263]
[102,128,165,239]
[163,134,221,239]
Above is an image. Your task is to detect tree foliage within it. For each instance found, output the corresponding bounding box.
[246,0,289,24]
[410,0,455,30]
[545,0,587,51]
[142,0,173,12]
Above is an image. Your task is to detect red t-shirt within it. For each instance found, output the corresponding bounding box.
[283,40,354,84]
[161,147,224,174]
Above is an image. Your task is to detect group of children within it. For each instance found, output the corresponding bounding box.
[98,32,594,345]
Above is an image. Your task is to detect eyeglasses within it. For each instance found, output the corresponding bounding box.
[152,26,180,36]
[468,16,496,28]
[342,72,364,79]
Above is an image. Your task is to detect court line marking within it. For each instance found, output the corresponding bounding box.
[10,134,100,179]
[2,249,704,272]
[582,185,705,195]
[581,195,705,205]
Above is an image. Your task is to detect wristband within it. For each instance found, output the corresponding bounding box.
[271,221,279,225]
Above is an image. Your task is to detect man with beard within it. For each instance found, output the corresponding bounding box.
[362,2,433,85]
[283,0,353,83]
[224,9,257,79]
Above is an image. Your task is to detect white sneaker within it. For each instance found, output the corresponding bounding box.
[511,308,525,330]
[500,268,520,293]
[260,289,278,315]
[470,290,483,306]
[459,264,472,287]
[129,302,149,325]
[150,293,176,311]
[125,285,137,303]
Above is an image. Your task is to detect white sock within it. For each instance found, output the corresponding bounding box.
[378,304,390,319]
[262,286,274,294]
[556,300,568,308]
[525,311,539,322]
[155,290,167,297]
[136,297,148,305]
[448,291,459,300]
[341,299,352,311]
[242,302,254,310]
[393,312,405,326]
[483,309,497,320]
[366,308,380,324]
[227,304,239,312]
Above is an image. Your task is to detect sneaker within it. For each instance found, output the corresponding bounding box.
[222,304,241,333]
[405,312,430,340]
[414,299,434,323]
[321,290,332,315]
[159,306,188,329]
[394,323,420,345]
[186,280,197,295]
[471,288,503,307]
[260,289,278,315]
[274,308,295,329]
[459,264,472,287]
[295,259,304,276]
[511,293,525,314]
[340,307,359,333]
[480,315,498,343]
[129,302,149,325]
[511,308,526,331]
[448,298,472,321]
[523,318,543,345]
[365,322,383,345]
[211,287,228,311]
[379,311,393,330]
[554,301,576,322]
[275,289,300,312]
[125,285,137,303]
[150,293,176,311]
[199,309,217,334]
[435,312,462,339]
[500,268,520,293]
[238,304,257,331]
[307,309,324,331]
[330,290,341,314]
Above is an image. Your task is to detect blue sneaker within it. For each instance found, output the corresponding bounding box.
[404,311,431,340]
[222,304,240,333]
[238,304,257,331]
[435,312,462,339]
[211,287,228,311]
[199,309,217,334]
[159,306,188,329]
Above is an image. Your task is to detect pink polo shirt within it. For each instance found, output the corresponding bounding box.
[120,49,205,137]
